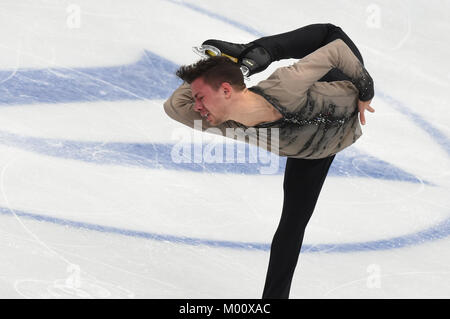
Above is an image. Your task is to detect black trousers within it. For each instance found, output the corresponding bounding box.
[256,24,364,299]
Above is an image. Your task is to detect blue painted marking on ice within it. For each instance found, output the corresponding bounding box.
[0,50,180,105]
[0,130,428,183]
[0,206,449,253]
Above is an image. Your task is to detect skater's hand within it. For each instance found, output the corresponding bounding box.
[358,99,375,125]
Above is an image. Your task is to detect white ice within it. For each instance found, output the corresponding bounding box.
[0,0,449,298]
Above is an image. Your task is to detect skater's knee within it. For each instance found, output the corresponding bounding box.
[325,23,344,36]
[325,23,339,29]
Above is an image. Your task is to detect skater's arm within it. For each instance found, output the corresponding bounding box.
[262,39,374,103]
[163,82,197,127]
[163,82,231,133]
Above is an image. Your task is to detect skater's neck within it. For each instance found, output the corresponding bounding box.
[228,88,282,126]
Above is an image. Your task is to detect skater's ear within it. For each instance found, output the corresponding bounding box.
[220,82,233,98]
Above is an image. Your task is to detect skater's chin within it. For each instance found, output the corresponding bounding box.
[205,114,220,126]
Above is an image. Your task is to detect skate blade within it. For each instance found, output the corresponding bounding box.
[240,65,249,77]
[192,45,221,59]
[192,45,239,63]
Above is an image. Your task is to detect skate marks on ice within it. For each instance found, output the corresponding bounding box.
[14,275,135,299]
[0,158,134,299]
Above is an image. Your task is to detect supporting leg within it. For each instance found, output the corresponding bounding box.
[262,155,335,299]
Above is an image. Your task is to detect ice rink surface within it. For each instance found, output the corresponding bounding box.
[0,0,449,298]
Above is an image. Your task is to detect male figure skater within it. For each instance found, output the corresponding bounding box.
[163,24,375,298]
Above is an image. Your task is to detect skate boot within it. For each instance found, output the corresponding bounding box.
[193,39,272,78]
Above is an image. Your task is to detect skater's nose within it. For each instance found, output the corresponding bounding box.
[194,100,203,112]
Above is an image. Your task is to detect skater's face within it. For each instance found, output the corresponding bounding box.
[191,77,230,126]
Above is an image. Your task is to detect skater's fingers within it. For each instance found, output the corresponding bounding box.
[358,99,374,126]
[359,110,366,125]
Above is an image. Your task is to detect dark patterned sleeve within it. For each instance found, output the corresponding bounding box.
[351,61,374,101]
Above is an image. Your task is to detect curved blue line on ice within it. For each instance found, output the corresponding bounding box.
[375,91,450,157]
[0,130,429,183]
[0,50,180,105]
[0,206,449,253]
[164,0,265,37]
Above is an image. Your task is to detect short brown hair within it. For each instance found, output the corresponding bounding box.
[176,56,245,91]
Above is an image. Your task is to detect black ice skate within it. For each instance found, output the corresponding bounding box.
[192,39,272,79]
